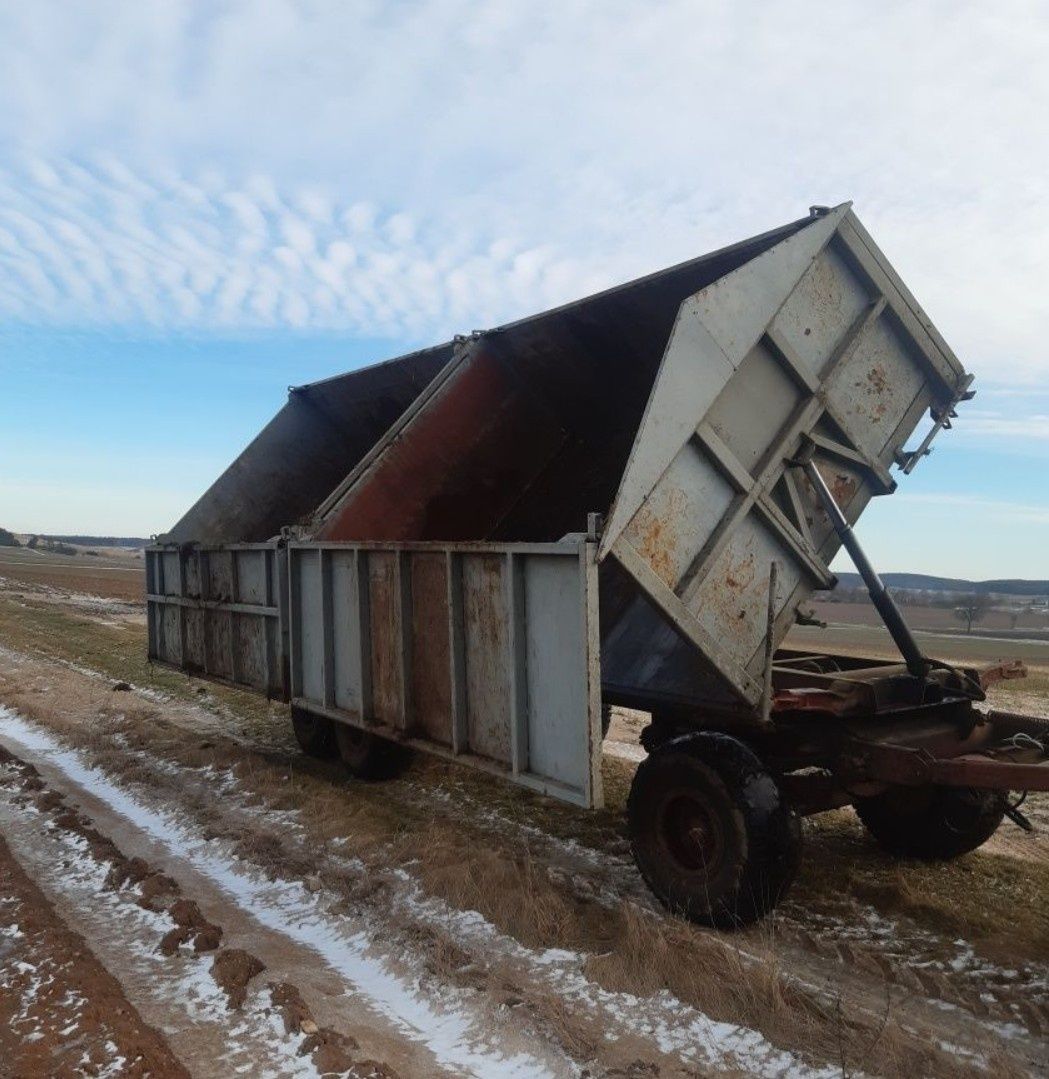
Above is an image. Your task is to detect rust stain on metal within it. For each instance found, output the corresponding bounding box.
[629,494,686,589]
[829,471,856,505]
[368,553,401,726]
[866,365,889,395]
[814,463,856,507]
[409,553,453,744]
[852,364,890,421]
[317,348,566,543]
[462,555,511,763]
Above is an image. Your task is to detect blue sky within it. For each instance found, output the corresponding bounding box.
[1,1,1047,578]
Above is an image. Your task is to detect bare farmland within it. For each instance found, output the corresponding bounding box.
[0,565,1047,1076]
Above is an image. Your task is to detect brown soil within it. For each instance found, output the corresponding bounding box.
[0,736,407,1078]
[0,650,1035,1077]
[0,561,144,603]
[0,832,188,1078]
[210,948,266,1008]
[2,569,1049,1075]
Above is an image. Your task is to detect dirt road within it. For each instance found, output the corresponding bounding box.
[2,573,1049,1076]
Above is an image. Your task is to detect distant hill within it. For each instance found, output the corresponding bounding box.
[42,535,149,549]
[829,572,1049,597]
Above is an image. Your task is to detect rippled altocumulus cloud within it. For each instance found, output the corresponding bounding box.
[0,1,1047,382]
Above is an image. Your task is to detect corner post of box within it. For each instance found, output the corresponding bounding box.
[581,536,605,809]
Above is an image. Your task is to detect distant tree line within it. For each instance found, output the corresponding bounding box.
[44,535,149,548]
[27,536,78,556]
[0,527,19,547]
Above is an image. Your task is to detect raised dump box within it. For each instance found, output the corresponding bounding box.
[149,203,1049,927]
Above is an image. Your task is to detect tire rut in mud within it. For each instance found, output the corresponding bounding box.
[1,647,1045,1077]
[0,741,390,1079]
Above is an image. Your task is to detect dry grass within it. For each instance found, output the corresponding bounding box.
[583,902,976,1079]
[797,808,1049,961]
[1,591,1045,1075]
[1,683,1010,1077]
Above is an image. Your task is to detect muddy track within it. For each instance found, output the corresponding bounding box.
[0,827,190,1079]
[0,740,401,1078]
[1,640,1048,1075]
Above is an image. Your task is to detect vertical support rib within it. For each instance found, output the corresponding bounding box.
[446,551,467,754]
[580,539,605,809]
[395,551,413,733]
[228,549,239,684]
[198,549,209,675]
[261,548,273,694]
[506,553,529,776]
[320,548,335,708]
[288,547,303,700]
[354,548,373,722]
[276,544,291,701]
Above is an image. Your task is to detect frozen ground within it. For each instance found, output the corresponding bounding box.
[1,572,1048,1076]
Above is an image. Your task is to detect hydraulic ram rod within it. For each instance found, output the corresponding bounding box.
[800,460,927,677]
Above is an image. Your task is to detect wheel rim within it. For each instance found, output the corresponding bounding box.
[659,790,725,874]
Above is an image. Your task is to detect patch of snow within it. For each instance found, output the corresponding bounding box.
[0,776,324,1078]
[0,707,567,1079]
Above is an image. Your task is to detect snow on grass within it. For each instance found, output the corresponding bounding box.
[0,705,841,1079]
[390,868,842,1079]
[0,706,568,1079]
[0,773,323,1078]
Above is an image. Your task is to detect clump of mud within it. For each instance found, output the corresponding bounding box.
[0,745,401,1074]
[211,948,266,1009]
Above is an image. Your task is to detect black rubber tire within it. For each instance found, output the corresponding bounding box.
[854,785,1007,860]
[628,733,802,928]
[291,707,338,759]
[334,723,412,781]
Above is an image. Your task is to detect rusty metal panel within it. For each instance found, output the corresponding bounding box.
[367,551,403,728]
[295,549,325,703]
[163,346,451,545]
[462,553,511,764]
[409,552,453,746]
[286,538,602,808]
[329,549,363,714]
[146,543,286,699]
[305,213,814,546]
[601,204,974,709]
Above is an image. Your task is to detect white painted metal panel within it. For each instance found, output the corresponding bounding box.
[601,205,974,708]
[146,543,285,698]
[287,539,603,808]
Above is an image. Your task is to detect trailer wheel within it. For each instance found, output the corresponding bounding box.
[291,707,338,759]
[854,785,1007,860]
[334,723,412,781]
[628,733,802,928]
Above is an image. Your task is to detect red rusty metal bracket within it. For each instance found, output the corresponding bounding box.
[978,659,1028,690]
[837,717,1049,792]
[928,753,1049,791]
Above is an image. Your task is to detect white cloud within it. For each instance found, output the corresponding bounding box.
[0,1,1045,383]
[0,154,592,337]
[955,413,1049,441]
[893,493,1049,527]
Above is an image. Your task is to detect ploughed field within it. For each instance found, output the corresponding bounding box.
[1,557,1048,1077]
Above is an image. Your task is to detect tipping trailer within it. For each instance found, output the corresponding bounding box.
[148,203,1049,927]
